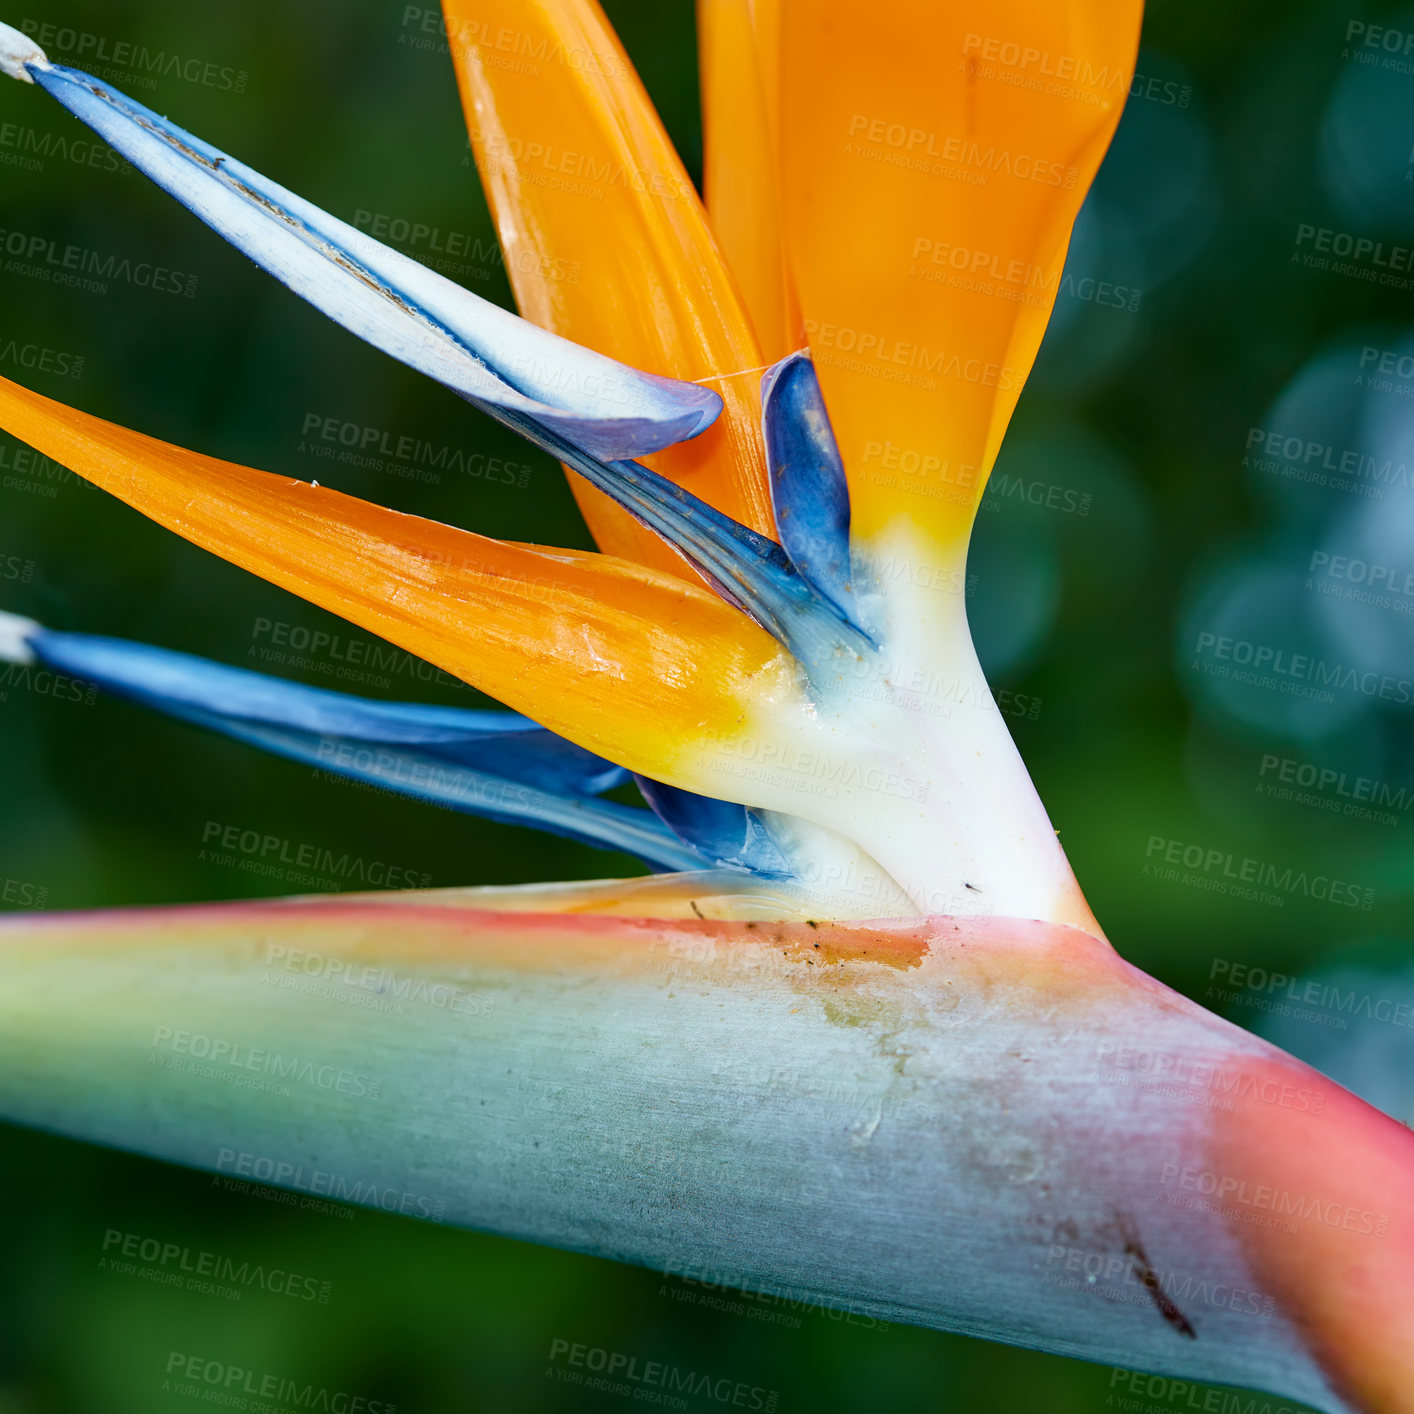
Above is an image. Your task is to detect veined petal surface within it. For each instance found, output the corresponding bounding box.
[443,0,775,575]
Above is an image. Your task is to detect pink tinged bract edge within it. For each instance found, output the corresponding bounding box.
[1,892,1410,1413]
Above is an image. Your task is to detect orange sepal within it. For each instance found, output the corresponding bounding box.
[774,0,1142,554]
[443,0,774,577]
[0,376,787,779]
[697,0,799,363]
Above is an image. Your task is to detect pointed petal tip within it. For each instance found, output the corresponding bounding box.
[23,60,721,466]
[22,626,710,872]
[549,382,723,462]
[0,20,46,82]
[664,378,726,442]
[758,347,811,404]
[758,350,862,629]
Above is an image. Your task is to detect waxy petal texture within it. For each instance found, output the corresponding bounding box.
[443,0,776,574]
[0,899,1407,1414]
[773,0,1142,555]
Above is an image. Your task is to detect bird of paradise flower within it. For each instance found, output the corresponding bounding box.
[0,4,1410,1412]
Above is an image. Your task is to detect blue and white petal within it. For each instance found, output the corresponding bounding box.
[632,777,795,877]
[9,46,719,463]
[7,617,708,872]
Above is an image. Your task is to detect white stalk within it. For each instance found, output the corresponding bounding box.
[684,524,1096,934]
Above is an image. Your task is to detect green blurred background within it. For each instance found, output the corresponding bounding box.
[1,0,1412,1408]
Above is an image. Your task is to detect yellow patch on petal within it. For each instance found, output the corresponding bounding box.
[774,0,1142,559]
[443,0,774,577]
[0,375,792,784]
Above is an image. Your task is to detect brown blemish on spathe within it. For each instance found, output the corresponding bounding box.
[1118,1214,1196,1339]
[774,919,930,971]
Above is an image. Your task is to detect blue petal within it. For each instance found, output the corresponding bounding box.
[511,414,876,669]
[633,777,795,877]
[24,61,720,463]
[26,627,708,872]
[761,352,856,621]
